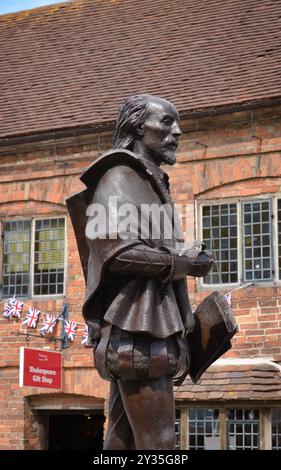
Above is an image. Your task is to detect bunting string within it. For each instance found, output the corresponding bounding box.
[0,296,90,346]
[1,283,254,346]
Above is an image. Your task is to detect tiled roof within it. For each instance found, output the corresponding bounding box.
[174,361,281,401]
[1,0,281,138]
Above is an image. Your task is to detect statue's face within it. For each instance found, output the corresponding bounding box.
[140,97,182,165]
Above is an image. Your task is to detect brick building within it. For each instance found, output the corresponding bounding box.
[1,0,281,450]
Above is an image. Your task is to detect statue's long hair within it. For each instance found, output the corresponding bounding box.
[112,94,154,150]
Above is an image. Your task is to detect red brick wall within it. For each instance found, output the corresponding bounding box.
[0,134,112,449]
[168,105,281,363]
[1,105,281,448]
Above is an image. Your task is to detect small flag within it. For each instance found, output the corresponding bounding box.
[40,314,58,335]
[2,301,13,318]
[23,307,40,329]
[64,320,77,341]
[10,298,24,319]
[81,324,89,345]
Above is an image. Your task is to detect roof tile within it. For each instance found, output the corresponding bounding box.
[1,0,281,138]
[174,361,281,400]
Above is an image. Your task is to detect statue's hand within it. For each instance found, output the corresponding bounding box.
[182,247,213,277]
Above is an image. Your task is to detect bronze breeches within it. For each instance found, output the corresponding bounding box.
[94,324,188,383]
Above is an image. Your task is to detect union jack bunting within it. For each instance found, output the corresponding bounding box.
[40,314,58,335]
[81,324,89,345]
[10,298,24,319]
[64,320,77,341]
[23,307,40,329]
[2,300,13,318]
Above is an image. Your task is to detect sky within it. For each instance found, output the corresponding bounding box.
[0,1,67,15]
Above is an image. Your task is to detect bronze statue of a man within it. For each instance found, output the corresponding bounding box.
[67,94,213,449]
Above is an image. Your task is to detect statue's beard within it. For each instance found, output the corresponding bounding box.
[161,152,176,165]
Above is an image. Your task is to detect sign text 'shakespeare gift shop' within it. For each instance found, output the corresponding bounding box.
[19,347,62,390]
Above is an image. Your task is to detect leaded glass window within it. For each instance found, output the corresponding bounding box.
[2,220,31,297]
[175,408,181,449]
[34,218,65,296]
[272,409,281,450]
[175,407,281,450]
[278,200,281,280]
[227,409,259,449]
[200,197,279,285]
[1,217,65,297]
[202,204,238,284]
[242,200,272,281]
[189,408,220,450]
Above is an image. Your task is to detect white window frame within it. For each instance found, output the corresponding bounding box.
[196,194,281,290]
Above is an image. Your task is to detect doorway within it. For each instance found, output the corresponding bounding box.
[47,411,105,450]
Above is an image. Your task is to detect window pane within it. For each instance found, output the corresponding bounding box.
[33,218,65,296]
[242,200,272,282]
[272,409,281,450]
[189,408,220,450]
[175,409,181,449]
[278,200,281,280]
[227,409,259,450]
[2,220,31,297]
[202,203,238,284]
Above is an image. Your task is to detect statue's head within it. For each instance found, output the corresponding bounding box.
[113,94,182,165]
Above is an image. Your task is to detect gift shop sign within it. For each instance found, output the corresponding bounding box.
[19,347,62,390]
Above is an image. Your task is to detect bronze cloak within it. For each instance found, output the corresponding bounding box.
[66,149,195,342]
